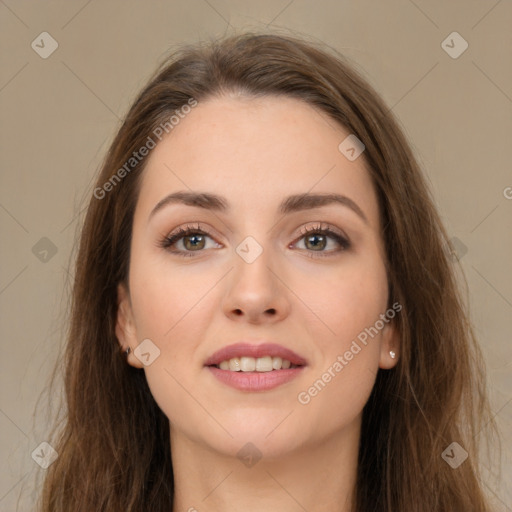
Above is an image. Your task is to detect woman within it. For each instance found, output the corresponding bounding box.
[38,31,498,511]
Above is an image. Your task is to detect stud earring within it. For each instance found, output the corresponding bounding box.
[389,350,396,359]
[124,347,131,357]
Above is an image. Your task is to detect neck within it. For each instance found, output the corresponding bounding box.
[170,418,360,512]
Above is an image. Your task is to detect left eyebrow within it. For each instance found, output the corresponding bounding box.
[149,191,368,225]
[279,192,368,224]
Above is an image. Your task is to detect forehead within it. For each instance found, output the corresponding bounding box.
[136,95,379,228]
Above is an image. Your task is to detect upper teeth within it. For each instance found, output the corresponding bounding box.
[217,356,297,372]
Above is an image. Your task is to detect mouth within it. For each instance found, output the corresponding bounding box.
[204,342,307,391]
[204,342,307,368]
[209,356,301,371]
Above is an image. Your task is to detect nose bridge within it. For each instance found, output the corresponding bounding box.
[222,233,290,322]
[232,234,276,298]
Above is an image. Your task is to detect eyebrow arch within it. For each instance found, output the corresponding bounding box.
[149,190,368,224]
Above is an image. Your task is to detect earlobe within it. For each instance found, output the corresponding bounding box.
[379,321,400,370]
[115,283,144,369]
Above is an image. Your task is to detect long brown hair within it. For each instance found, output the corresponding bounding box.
[37,30,499,511]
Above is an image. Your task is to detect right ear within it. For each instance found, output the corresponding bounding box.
[115,283,144,369]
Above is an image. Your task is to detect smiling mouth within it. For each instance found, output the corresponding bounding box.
[209,356,302,372]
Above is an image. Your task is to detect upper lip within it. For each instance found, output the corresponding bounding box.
[204,342,307,366]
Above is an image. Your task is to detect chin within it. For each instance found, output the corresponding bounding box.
[206,429,307,462]
[221,414,310,454]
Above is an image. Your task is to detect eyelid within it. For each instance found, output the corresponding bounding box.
[292,222,348,242]
[164,222,220,241]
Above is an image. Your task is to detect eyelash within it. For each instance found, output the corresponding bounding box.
[159,222,350,258]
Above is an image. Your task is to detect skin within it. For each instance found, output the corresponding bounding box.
[116,94,400,512]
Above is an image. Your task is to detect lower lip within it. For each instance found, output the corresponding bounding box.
[206,366,305,391]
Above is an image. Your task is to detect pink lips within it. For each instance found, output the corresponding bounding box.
[204,342,307,367]
[204,342,307,392]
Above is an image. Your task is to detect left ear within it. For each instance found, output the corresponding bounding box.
[378,318,400,370]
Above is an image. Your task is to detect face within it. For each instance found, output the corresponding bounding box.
[116,94,399,459]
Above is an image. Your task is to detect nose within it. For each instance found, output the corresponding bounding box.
[221,246,291,324]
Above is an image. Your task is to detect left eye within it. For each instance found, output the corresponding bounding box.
[293,227,350,254]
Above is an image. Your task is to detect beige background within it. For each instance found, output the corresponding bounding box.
[0,1,511,510]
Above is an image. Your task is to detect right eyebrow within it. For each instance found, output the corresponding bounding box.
[150,191,229,219]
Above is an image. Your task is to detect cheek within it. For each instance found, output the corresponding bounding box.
[296,357,378,437]
[292,253,388,426]
[290,255,387,413]
[128,257,214,432]
[291,249,389,354]
[128,244,213,343]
